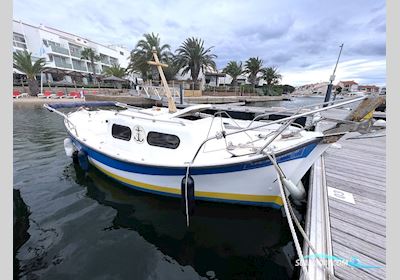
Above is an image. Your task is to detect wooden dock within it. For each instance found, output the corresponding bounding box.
[305,109,386,280]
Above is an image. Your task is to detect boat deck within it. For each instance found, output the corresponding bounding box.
[305,108,386,279]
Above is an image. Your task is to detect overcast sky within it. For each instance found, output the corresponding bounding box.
[13,0,386,86]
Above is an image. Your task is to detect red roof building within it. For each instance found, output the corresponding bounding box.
[337,81,359,92]
[358,85,380,93]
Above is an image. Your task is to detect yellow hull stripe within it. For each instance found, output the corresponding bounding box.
[92,161,283,206]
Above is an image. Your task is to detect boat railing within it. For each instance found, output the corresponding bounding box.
[246,95,364,129]
[43,103,80,136]
[189,96,367,164]
[142,85,180,100]
[115,111,187,126]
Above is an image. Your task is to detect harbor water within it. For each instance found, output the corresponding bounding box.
[13,97,323,280]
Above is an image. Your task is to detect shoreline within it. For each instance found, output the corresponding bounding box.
[13,94,288,107]
[13,97,85,104]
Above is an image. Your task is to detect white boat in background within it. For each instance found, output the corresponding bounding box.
[44,49,383,210]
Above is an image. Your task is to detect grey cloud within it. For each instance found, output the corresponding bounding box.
[165,20,181,29]
[370,3,385,13]
[270,53,292,64]
[235,17,294,41]
[348,40,386,56]
[375,23,385,33]
[121,18,149,30]
[368,14,385,26]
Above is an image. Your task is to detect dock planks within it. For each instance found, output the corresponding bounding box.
[324,134,386,279]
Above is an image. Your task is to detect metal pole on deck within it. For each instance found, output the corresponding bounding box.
[40,72,43,94]
[323,43,344,107]
[180,83,183,104]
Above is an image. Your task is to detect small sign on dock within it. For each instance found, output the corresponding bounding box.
[327,186,355,204]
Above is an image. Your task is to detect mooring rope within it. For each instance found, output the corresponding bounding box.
[184,163,191,227]
[265,151,338,280]
[265,152,309,280]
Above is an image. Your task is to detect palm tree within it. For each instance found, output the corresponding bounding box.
[175,37,217,86]
[223,61,243,87]
[103,64,126,78]
[13,50,46,96]
[128,33,171,82]
[81,48,100,84]
[262,66,282,95]
[263,66,282,86]
[163,54,181,81]
[244,57,265,89]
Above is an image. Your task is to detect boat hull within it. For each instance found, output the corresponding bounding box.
[70,135,328,208]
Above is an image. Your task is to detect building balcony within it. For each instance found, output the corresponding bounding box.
[87,63,102,74]
[72,63,87,72]
[55,60,72,69]
[50,45,70,56]
[70,50,82,58]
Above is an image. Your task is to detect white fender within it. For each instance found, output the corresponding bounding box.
[373,119,386,127]
[282,178,305,200]
[63,138,75,157]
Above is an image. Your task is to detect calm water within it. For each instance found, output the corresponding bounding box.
[248,96,325,109]
[13,98,320,280]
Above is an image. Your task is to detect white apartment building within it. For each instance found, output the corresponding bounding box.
[13,19,131,84]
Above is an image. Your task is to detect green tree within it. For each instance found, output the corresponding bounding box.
[222,61,243,86]
[81,48,100,84]
[128,33,171,82]
[103,63,126,78]
[244,57,264,89]
[263,66,282,86]
[175,37,217,84]
[13,50,46,96]
[262,66,282,95]
[282,84,295,94]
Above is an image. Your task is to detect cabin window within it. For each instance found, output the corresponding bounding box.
[147,132,180,149]
[112,124,131,141]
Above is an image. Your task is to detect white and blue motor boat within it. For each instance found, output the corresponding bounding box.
[44,96,370,209]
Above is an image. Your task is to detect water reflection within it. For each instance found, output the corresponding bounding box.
[70,163,297,279]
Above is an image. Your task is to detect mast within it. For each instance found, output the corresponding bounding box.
[323,43,344,107]
[147,47,177,113]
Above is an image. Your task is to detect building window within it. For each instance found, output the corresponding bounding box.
[109,57,118,65]
[147,132,180,149]
[13,32,27,49]
[69,43,82,58]
[120,51,124,56]
[112,124,132,141]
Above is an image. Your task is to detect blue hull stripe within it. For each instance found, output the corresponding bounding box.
[70,134,318,176]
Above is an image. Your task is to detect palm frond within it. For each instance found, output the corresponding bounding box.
[174,37,217,81]
[13,50,46,79]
